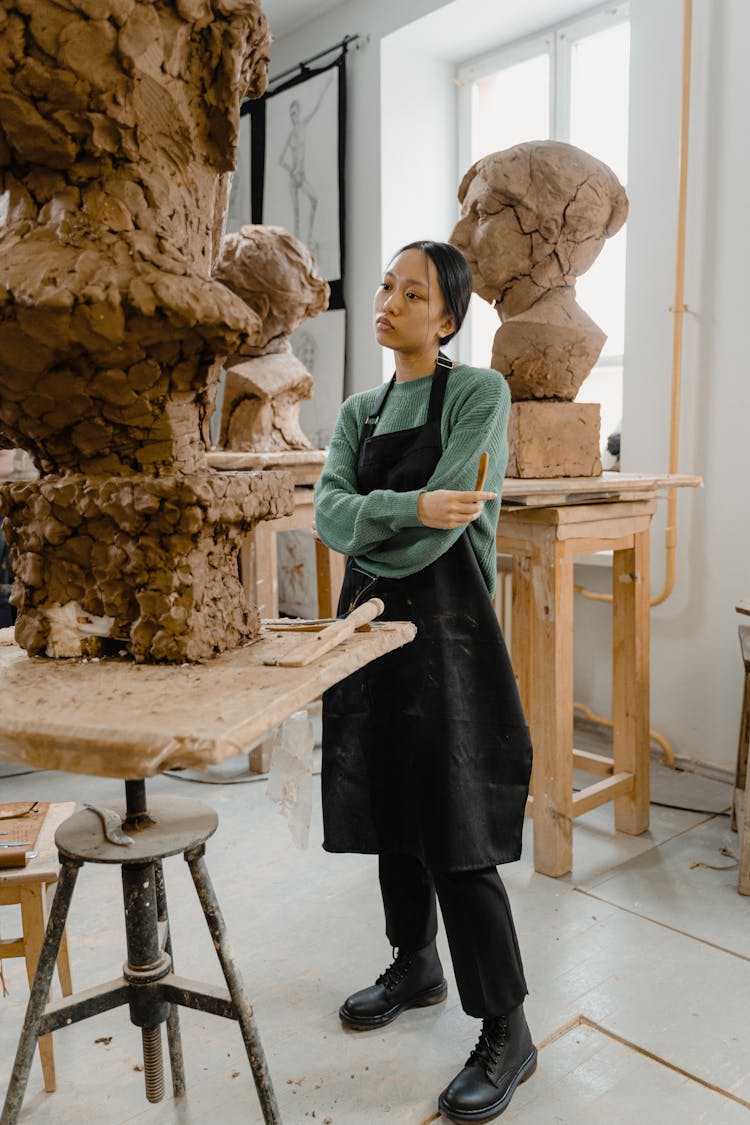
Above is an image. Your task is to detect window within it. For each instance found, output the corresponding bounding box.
[456,4,630,461]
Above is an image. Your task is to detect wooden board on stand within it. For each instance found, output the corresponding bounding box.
[0,624,415,780]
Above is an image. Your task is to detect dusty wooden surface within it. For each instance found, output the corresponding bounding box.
[501,471,702,507]
[0,624,415,779]
[208,449,326,486]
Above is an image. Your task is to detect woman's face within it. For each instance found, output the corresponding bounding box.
[373,248,454,355]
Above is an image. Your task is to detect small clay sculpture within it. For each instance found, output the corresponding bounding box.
[214,225,330,452]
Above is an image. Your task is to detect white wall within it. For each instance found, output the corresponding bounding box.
[267,0,454,395]
[273,0,750,774]
[571,0,750,776]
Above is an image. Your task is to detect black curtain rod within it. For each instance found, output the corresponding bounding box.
[268,32,365,89]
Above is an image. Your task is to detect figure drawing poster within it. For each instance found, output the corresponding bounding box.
[247,53,347,449]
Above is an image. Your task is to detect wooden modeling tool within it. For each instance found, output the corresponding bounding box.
[475,452,489,492]
[266,598,386,668]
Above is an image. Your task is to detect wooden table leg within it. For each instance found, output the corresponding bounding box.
[510,553,532,720]
[253,522,279,619]
[612,527,650,835]
[528,538,575,877]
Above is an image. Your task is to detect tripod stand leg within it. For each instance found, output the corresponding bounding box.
[155,860,185,1097]
[185,846,281,1125]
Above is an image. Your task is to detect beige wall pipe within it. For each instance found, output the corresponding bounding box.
[576,0,692,611]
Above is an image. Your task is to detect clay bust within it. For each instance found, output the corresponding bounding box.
[451,140,628,400]
[214,225,329,451]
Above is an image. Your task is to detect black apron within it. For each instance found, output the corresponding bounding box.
[321,355,532,872]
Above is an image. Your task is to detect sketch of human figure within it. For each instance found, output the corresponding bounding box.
[279,72,335,247]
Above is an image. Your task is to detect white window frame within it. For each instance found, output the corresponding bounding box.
[454,1,630,369]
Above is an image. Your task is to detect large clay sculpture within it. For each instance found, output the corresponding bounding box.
[0,0,294,661]
[451,141,628,477]
[214,224,330,452]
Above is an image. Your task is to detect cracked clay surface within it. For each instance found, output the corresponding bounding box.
[0,0,295,660]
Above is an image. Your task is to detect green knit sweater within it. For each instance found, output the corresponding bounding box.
[313,363,510,595]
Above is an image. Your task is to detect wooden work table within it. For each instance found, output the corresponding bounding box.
[0,622,415,779]
[496,472,701,877]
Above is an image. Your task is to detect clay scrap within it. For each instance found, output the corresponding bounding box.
[214,224,329,452]
[0,0,294,661]
[451,141,628,477]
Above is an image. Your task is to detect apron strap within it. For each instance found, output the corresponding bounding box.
[362,352,453,440]
[362,375,396,441]
[426,351,453,424]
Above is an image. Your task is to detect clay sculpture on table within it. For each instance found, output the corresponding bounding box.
[451,140,628,477]
[214,224,330,452]
[0,0,294,661]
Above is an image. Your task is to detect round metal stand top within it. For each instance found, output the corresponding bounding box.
[55,797,219,864]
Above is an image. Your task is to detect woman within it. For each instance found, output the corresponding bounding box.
[314,240,535,1123]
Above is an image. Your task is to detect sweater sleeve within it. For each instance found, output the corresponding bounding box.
[313,395,425,557]
[353,371,510,576]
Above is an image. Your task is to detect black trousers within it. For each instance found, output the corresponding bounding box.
[378,853,528,1019]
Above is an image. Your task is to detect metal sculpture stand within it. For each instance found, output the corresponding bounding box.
[0,780,281,1124]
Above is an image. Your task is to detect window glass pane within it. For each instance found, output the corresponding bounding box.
[469,292,501,370]
[474,53,550,161]
[569,21,630,183]
[575,223,627,358]
[575,364,623,461]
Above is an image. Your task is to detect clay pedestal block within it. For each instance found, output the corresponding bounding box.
[506,402,602,479]
[0,470,292,661]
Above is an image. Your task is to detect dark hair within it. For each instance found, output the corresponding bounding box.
[392,240,473,344]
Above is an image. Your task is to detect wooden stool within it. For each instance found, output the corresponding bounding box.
[0,802,74,1092]
[733,622,750,895]
[497,499,656,877]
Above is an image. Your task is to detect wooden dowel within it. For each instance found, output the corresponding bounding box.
[475,452,489,492]
[269,598,386,668]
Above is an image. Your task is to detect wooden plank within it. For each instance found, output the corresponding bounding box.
[501,472,702,507]
[557,517,652,544]
[573,749,615,776]
[502,500,657,528]
[510,553,532,718]
[252,520,279,618]
[572,772,634,818]
[528,535,575,877]
[0,626,416,780]
[207,450,326,487]
[563,535,638,558]
[738,782,750,895]
[612,529,651,834]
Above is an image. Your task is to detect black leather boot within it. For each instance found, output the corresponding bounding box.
[339,940,447,1030]
[437,1004,537,1122]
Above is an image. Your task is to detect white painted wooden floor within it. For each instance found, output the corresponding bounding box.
[0,748,747,1124]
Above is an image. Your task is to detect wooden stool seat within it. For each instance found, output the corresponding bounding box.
[734,622,750,895]
[0,802,75,1092]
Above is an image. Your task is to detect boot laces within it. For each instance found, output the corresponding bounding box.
[376,948,413,992]
[467,1016,508,1070]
